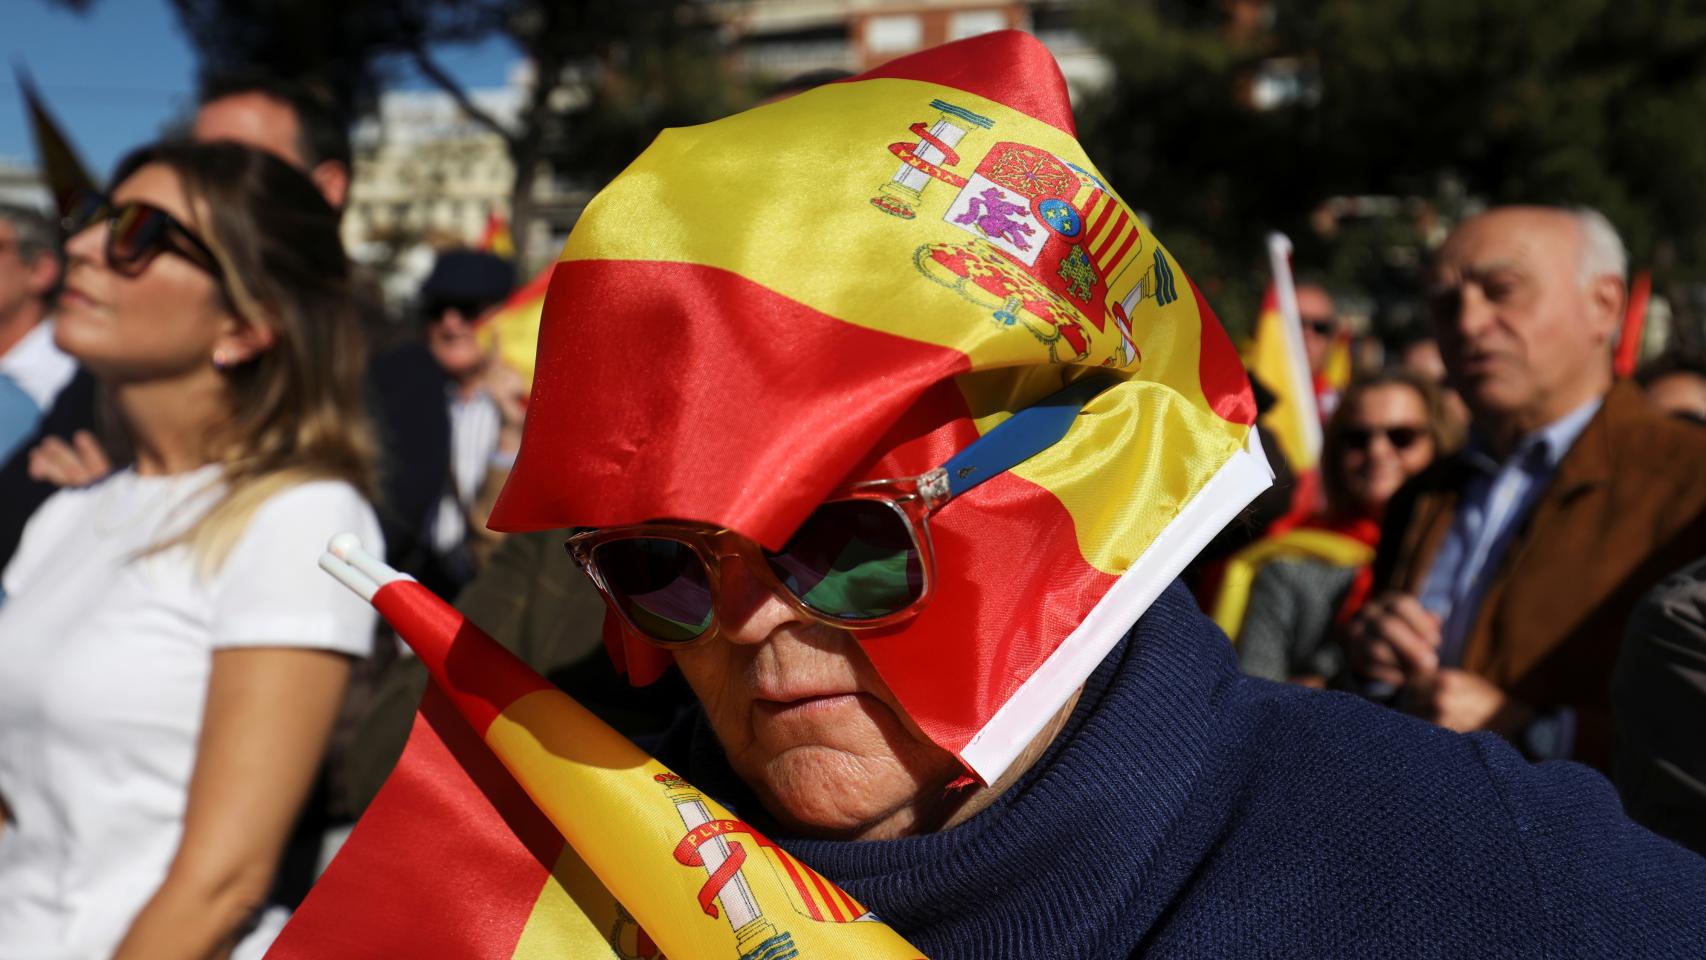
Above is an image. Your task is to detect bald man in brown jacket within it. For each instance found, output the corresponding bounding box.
[1346,206,1706,769]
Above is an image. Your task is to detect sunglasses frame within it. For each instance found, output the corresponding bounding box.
[566,472,950,647]
[567,372,1122,649]
[66,192,226,285]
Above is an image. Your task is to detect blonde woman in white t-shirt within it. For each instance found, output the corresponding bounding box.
[0,141,382,960]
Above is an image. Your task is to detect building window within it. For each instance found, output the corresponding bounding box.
[865,14,922,54]
[947,10,1007,42]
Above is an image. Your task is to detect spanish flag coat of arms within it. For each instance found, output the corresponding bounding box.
[273,31,1269,959]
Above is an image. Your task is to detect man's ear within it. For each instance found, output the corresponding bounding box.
[311,160,350,211]
[1587,274,1625,345]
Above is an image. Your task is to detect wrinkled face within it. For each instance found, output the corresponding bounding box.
[1427,209,1618,431]
[193,93,306,169]
[55,164,233,383]
[1296,284,1337,373]
[1337,383,1435,516]
[669,551,963,841]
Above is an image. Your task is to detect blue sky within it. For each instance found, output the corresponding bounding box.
[1,0,519,177]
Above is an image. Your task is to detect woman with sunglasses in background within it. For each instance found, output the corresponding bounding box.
[1231,371,1459,685]
[0,141,380,959]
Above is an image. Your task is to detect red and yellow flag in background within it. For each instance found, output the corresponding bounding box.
[1245,232,1321,475]
[489,30,1271,785]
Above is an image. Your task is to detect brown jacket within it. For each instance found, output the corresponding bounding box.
[1372,381,1706,768]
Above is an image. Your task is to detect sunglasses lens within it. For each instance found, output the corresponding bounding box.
[107,204,170,272]
[1386,427,1422,450]
[591,538,714,644]
[767,499,923,621]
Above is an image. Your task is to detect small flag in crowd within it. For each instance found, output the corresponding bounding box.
[16,67,99,224]
[1245,231,1322,475]
[489,30,1271,785]
[274,537,927,959]
[1614,269,1652,379]
[479,210,516,260]
[477,262,553,388]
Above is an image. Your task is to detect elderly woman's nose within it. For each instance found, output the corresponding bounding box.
[713,558,808,643]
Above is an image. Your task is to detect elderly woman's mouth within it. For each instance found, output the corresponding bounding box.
[753,691,869,721]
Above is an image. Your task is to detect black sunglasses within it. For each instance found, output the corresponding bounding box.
[65,192,225,284]
[1343,425,1426,452]
[1301,315,1336,336]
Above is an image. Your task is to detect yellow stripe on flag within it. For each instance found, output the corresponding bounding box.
[485,690,923,959]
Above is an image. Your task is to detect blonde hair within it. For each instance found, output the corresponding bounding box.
[112,141,375,574]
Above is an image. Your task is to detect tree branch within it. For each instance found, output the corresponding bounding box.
[408,42,518,148]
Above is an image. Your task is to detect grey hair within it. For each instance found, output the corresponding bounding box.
[0,202,57,262]
[1572,206,1627,288]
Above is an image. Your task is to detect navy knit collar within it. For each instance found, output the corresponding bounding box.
[656,582,1238,959]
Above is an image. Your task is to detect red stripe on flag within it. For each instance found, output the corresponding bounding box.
[490,260,971,548]
[1084,191,1113,240]
[1189,275,1257,425]
[807,866,847,922]
[833,882,863,920]
[837,377,1123,764]
[850,31,1076,136]
[774,850,825,921]
[1090,212,1129,261]
[268,687,561,957]
[1101,224,1140,274]
[372,581,553,735]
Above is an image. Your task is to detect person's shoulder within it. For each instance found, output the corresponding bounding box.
[252,476,376,519]
[235,477,383,559]
[1603,382,1706,467]
[1625,553,1706,649]
[1215,683,1706,951]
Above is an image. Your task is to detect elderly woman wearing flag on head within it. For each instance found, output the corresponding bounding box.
[286,32,1706,960]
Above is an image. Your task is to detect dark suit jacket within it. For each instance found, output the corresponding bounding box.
[1614,555,1706,855]
[367,342,461,596]
[0,367,96,573]
[1372,381,1706,769]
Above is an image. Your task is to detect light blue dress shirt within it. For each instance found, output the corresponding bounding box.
[1414,395,1602,758]
[0,372,41,465]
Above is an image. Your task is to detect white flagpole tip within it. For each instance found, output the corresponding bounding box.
[327,532,364,560]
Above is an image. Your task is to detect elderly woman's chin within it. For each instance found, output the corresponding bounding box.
[739,729,964,841]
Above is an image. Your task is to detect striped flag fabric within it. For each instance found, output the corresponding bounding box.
[271,539,926,958]
[488,30,1271,785]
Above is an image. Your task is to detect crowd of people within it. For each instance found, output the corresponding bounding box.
[0,30,1704,960]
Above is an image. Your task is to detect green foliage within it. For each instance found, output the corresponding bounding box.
[1077,0,1706,340]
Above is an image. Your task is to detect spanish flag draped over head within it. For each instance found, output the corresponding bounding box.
[491,30,1270,784]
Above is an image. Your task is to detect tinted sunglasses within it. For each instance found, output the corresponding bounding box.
[566,375,1118,647]
[65,192,225,284]
[1301,316,1336,336]
[1343,425,1426,452]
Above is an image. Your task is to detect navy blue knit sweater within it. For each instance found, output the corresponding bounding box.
[650,581,1706,959]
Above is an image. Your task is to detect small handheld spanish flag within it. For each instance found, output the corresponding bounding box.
[271,536,926,958]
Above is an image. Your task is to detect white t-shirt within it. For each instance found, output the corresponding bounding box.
[0,467,382,959]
